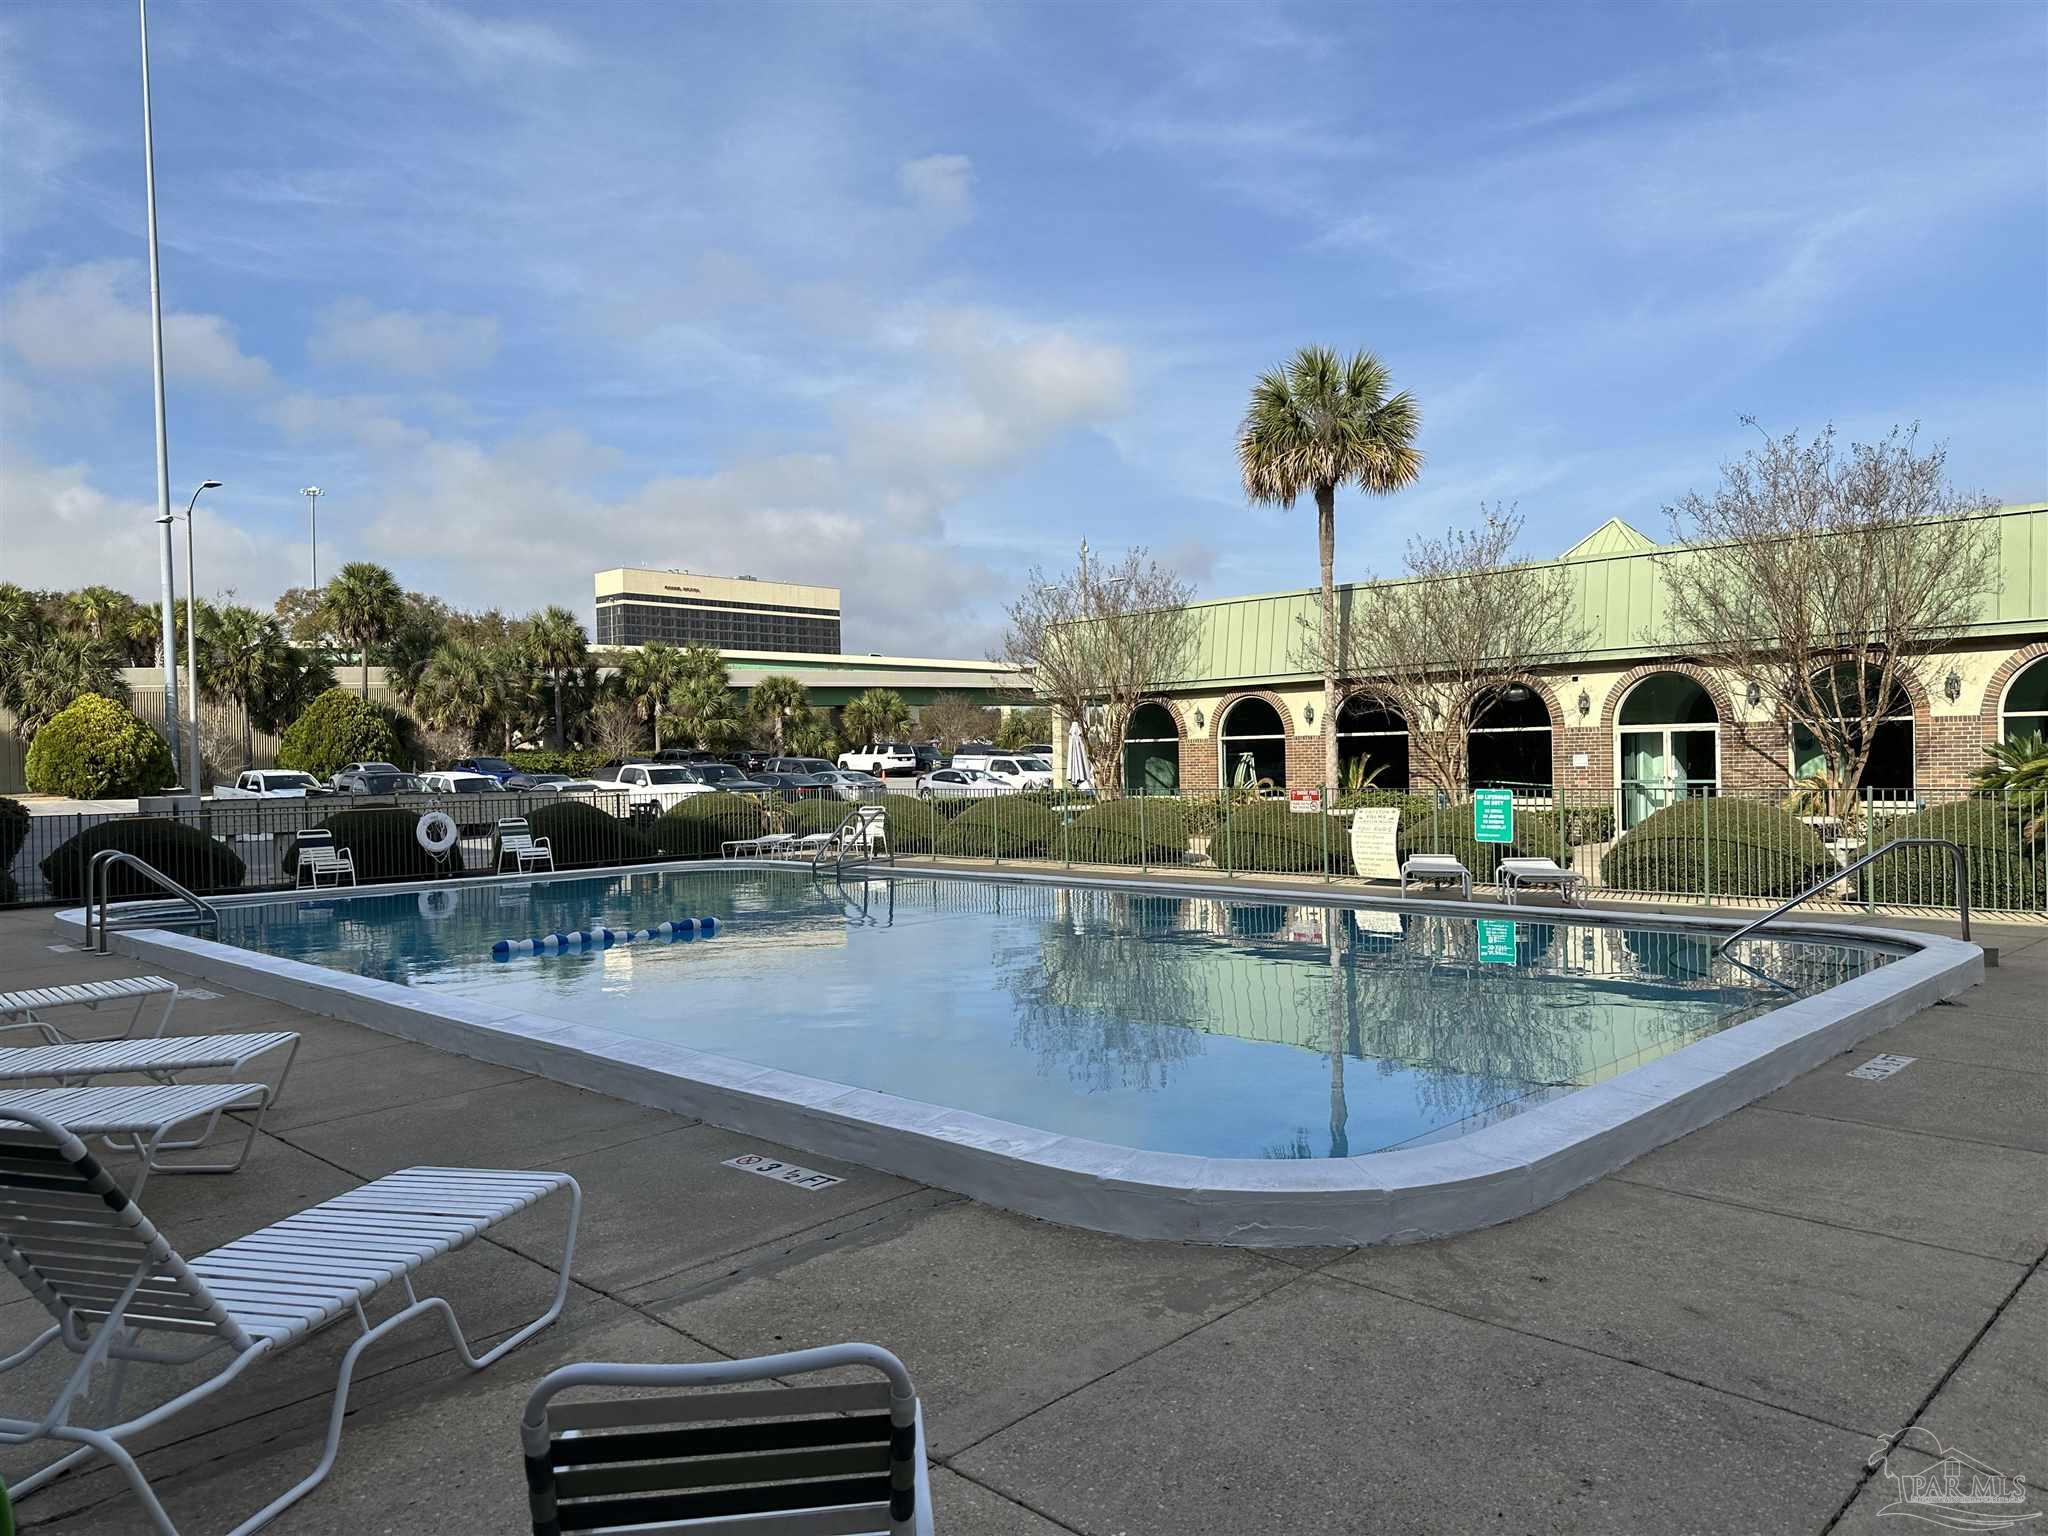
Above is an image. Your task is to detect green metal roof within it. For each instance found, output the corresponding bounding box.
[1164,504,2048,687]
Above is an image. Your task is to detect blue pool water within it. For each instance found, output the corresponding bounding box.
[214,868,1899,1159]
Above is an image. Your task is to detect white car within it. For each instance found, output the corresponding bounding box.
[213,770,332,800]
[418,770,501,796]
[587,762,716,811]
[978,755,1055,790]
[917,767,1010,801]
[838,743,918,777]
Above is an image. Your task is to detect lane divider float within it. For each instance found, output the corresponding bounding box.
[491,915,718,959]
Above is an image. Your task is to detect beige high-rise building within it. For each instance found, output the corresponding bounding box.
[593,569,841,654]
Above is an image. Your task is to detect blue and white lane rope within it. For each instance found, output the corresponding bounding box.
[492,915,718,958]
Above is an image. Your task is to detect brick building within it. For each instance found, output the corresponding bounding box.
[1083,503,2048,825]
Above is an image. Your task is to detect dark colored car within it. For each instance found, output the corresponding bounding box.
[680,763,778,794]
[504,772,573,790]
[653,748,720,766]
[748,770,831,801]
[911,744,943,774]
[449,756,519,784]
[736,749,776,774]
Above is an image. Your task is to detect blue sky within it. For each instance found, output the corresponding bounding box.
[3,0,2043,656]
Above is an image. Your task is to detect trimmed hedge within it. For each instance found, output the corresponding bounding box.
[653,794,766,859]
[1333,788,1437,823]
[276,689,405,781]
[1397,803,1570,882]
[0,796,29,865]
[1211,798,1339,874]
[40,817,246,901]
[24,695,175,799]
[1600,799,1832,898]
[937,798,1059,859]
[1861,800,2045,911]
[506,749,615,777]
[872,795,940,854]
[527,800,659,868]
[1065,797,1190,866]
[785,798,859,835]
[282,808,445,884]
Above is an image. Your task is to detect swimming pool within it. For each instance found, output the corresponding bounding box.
[69,865,1980,1245]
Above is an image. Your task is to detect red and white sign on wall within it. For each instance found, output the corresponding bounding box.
[1287,786,1323,815]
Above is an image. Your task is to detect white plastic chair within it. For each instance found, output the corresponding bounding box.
[496,818,556,874]
[292,830,356,889]
[0,1113,580,1536]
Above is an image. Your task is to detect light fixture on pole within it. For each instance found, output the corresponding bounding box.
[140,0,181,782]
[179,481,222,793]
[300,487,322,590]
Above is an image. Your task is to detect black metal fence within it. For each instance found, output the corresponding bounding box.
[4,782,2041,915]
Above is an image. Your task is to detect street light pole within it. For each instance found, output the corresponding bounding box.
[180,481,222,794]
[300,487,322,591]
[140,0,181,779]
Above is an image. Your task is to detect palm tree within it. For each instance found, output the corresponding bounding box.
[0,583,49,656]
[320,562,405,698]
[1,630,128,743]
[748,674,811,754]
[416,637,515,751]
[617,643,687,750]
[840,688,912,750]
[1239,346,1422,788]
[197,605,288,767]
[63,586,136,647]
[525,605,588,749]
[669,645,743,751]
[1976,732,2048,840]
[381,604,448,709]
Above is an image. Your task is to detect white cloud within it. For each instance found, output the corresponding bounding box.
[1,262,273,393]
[309,298,501,378]
[898,154,974,225]
[406,4,583,76]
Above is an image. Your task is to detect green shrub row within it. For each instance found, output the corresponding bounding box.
[280,808,445,884]
[1600,800,1832,898]
[25,695,175,799]
[40,817,246,902]
[1861,801,2046,910]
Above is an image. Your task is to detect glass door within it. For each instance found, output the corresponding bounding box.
[1620,726,1718,829]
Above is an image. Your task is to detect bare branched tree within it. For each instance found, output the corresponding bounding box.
[1317,505,1589,797]
[1001,543,1200,800]
[918,692,999,754]
[1659,424,2000,801]
[589,696,646,761]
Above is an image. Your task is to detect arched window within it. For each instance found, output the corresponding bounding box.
[1123,702,1181,795]
[1336,693,1408,790]
[1468,685,1552,792]
[1791,664,1914,793]
[1219,697,1288,789]
[2002,656,2048,742]
[1617,673,1719,828]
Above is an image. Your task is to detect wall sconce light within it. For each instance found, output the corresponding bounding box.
[1576,689,1591,718]
[1303,702,1316,726]
[1745,682,1762,709]
[1944,670,1962,704]
[1192,708,1205,732]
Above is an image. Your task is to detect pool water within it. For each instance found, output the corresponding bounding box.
[215,868,1898,1159]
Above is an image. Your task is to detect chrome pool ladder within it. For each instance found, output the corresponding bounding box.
[86,849,221,955]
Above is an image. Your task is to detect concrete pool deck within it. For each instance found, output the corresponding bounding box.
[0,899,2041,1533]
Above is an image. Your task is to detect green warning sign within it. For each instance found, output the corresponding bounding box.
[1476,919,1518,965]
[1473,788,1514,844]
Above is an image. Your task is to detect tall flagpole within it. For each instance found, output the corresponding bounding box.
[140,0,182,782]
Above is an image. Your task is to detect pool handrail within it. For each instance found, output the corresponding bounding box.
[1716,837,1969,954]
[87,850,220,956]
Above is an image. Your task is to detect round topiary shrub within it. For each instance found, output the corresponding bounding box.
[937,797,1059,859]
[1600,798,1831,898]
[1397,802,1570,883]
[275,689,403,782]
[0,796,30,865]
[1065,797,1189,867]
[1212,798,1341,874]
[282,808,447,884]
[653,794,766,859]
[523,799,659,868]
[1860,799,2045,912]
[24,695,175,799]
[40,816,246,901]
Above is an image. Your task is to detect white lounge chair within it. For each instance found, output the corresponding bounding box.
[1400,854,1471,900]
[0,1118,580,1536]
[496,817,556,875]
[0,1082,271,1195]
[0,975,179,1045]
[721,832,798,858]
[0,1030,298,1124]
[522,1343,933,1536]
[1498,856,1588,906]
[293,829,356,889]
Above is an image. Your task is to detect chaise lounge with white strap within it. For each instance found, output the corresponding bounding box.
[0,975,180,1045]
[0,1107,580,1536]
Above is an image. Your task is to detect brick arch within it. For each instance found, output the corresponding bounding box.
[1981,643,2048,742]
[1596,663,1737,737]
[1211,689,1299,790]
[1127,696,1193,741]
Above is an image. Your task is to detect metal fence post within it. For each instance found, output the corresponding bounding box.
[1138,789,1147,873]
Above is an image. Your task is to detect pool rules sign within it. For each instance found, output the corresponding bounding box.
[1472,789,1514,844]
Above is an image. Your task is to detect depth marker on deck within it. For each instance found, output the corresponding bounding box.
[1848,1053,1915,1081]
[724,1153,843,1191]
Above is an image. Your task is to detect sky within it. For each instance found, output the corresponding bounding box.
[2,0,2043,658]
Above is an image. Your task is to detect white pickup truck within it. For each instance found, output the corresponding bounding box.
[213,770,333,800]
[837,743,917,777]
[586,762,715,811]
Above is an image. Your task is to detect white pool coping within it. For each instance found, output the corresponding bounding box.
[55,863,1983,1248]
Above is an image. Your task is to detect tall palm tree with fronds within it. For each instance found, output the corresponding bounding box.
[320,562,405,699]
[0,583,49,657]
[63,586,136,647]
[381,604,447,709]
[416,637,516,751]
[525,605,588,749]
[669,645,744,751]
[748,674,812,755]
[1,630,128,743]
[1239,346,1422,788]
[617,643,687,750]
[197,604,289,767]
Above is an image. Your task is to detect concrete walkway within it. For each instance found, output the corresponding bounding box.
[0,901,2040,1534]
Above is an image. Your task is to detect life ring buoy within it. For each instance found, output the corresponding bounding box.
[416,811,459,855]
[417,889,456,919]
